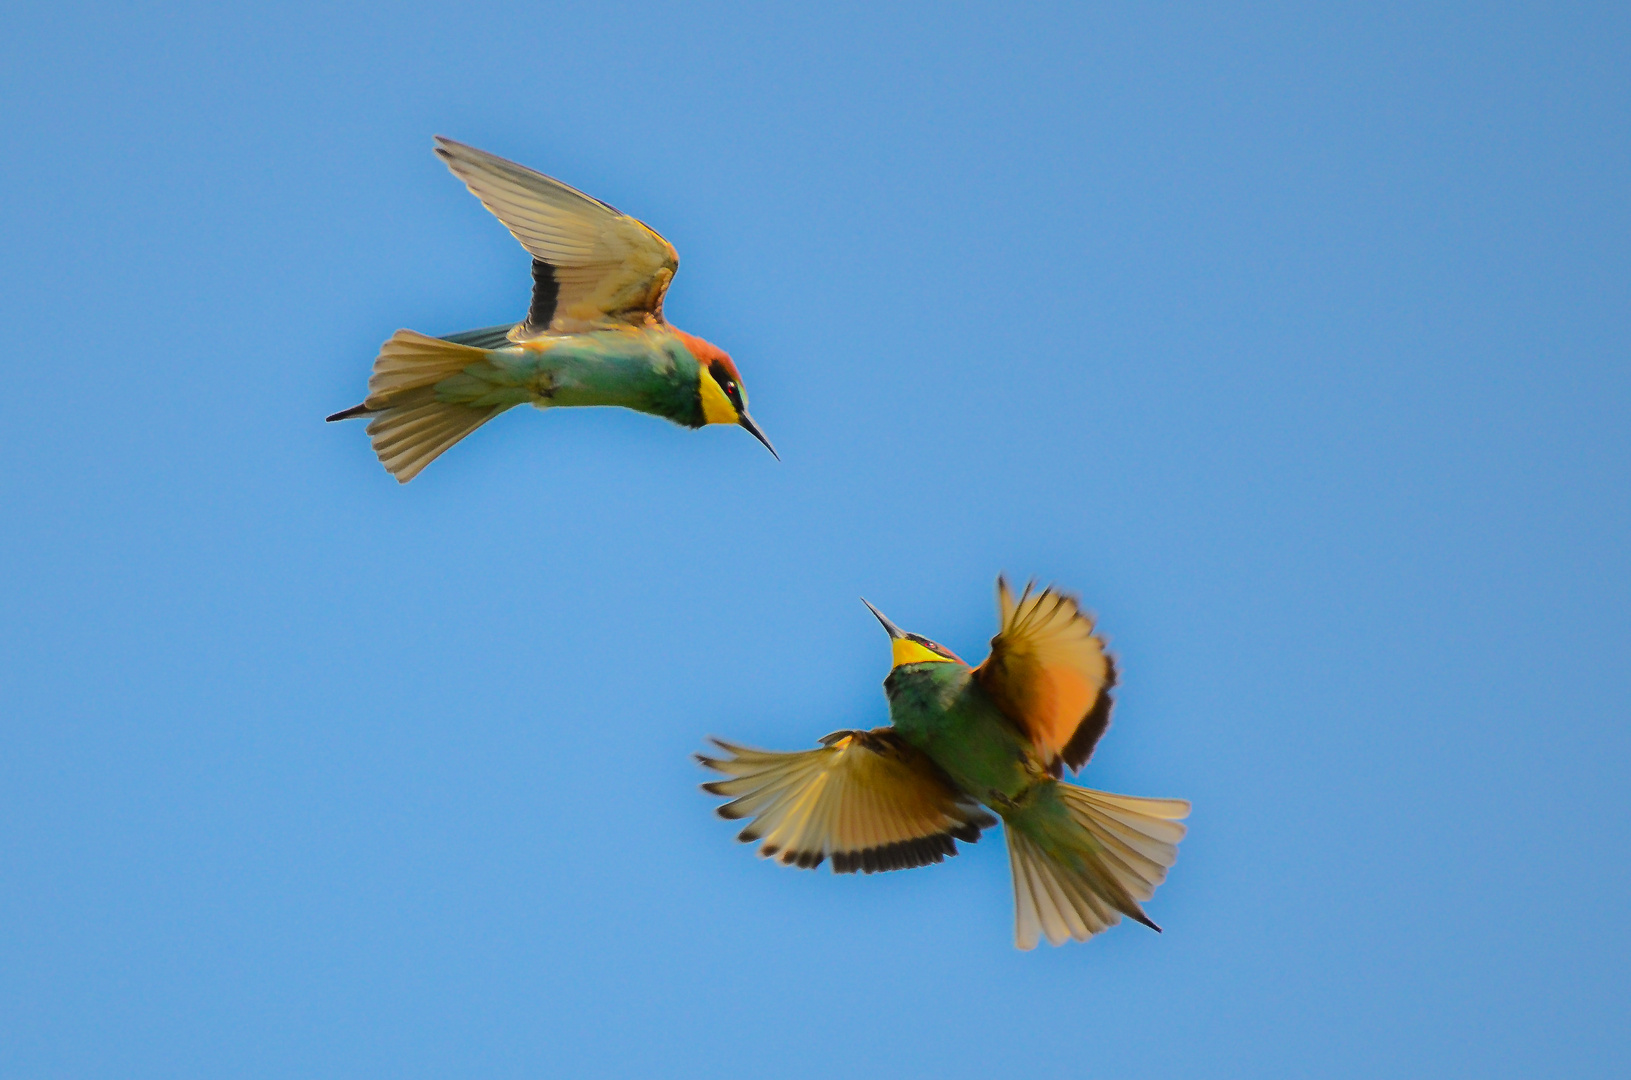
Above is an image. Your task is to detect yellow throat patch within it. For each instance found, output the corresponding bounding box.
[698,369,740,425]
[891,637,959,668]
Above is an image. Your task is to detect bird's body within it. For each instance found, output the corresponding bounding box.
[328,137,774,482]
[884,661,1037,805]
[700,579,1190,949]
[407,324,718,425]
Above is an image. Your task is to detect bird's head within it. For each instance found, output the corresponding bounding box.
[862,599,965,669]
[673,329,777,459]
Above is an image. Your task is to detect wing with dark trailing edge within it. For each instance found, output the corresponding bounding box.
[974,577,1117,775]
[698,729,996,873]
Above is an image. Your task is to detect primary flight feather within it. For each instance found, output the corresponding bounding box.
[328,137,775,482]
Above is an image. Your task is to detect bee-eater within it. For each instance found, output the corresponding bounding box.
[328,136,775,482]
[699,578,1190,949]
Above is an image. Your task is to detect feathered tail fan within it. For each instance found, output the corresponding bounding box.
[1003,783,1189,949]
[326,330,513,483]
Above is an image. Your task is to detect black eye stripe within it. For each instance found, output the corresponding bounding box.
[709,362,744,410]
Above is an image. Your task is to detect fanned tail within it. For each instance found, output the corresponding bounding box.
[327,329,515,483]
[1002,782,1189,949]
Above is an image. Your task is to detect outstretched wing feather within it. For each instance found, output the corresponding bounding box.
[433,136,679,333]
[697,731,995,874]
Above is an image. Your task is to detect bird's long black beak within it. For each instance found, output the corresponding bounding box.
[738,412,779,460]
[861,598,904,639]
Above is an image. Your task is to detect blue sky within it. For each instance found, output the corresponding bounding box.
[2,2,1627,1076]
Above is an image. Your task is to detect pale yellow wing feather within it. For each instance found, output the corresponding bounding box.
[433,137,679,333]
[698,730,996,873]
[975,577,1117,775]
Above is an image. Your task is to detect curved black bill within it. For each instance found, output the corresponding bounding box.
[861,598,904,639]
[738,412,779,460]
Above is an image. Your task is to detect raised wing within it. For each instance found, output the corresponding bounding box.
[974,577,1117,776]
[433,136,679,336]
[698,729,996,873]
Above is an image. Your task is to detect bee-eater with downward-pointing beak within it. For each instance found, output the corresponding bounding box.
[699,577,1190,949]
[328,137,775,482]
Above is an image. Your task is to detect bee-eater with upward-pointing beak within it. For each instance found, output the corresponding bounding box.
[699,577,1190,949]
[328,137,775,482]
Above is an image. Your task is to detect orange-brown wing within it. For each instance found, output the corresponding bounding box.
[697,729,996,873]
[974,577,1117,775]
[434,137,679,336]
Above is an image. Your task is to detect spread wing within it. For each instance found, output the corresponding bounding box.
[433,136,679,336]
[697,729,997,873]
[974,577,1117,776]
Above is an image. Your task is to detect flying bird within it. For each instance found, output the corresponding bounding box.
[699,577,1189,949]
[328,136,775,482]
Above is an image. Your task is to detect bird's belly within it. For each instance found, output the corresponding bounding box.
[896,699,1034,807]
[494,331,695,416]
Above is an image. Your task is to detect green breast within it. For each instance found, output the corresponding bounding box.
[885,663,1036,805]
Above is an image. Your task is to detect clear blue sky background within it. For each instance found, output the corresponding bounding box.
[3,2,1627,1076]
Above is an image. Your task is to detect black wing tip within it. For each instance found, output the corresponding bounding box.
[698,736,746,760]
[326,403,371,423]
